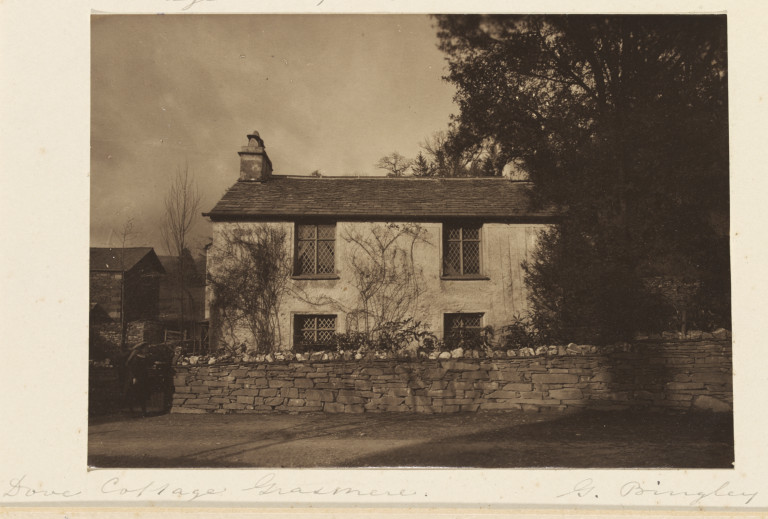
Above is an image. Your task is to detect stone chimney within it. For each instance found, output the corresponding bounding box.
[238,130,273,181]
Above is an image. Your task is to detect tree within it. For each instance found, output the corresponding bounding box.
[411,130,505,178]
[376,132,505,178]
[411,152,433,177]
[435,15,729,341]
[160,163,202,338]
[375,152,412,177]
[420,131,469,177]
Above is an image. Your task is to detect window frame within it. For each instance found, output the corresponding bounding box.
[441,222,487,279]
[443,312,485,346]
[293,221,338,279]
[293,314,337,351]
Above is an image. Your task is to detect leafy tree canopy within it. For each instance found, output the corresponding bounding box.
[434,15,730,340]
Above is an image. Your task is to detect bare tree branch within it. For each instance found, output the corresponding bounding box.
[160,163,202,336]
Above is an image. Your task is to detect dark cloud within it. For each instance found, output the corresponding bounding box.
[91,14,456,253]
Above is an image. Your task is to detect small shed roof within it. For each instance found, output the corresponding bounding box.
[90,247,165,273]
[205,176,557,222]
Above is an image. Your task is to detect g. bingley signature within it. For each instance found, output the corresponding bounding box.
[558,478,758,506]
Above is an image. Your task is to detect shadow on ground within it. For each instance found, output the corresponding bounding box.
[342,410,734,468]
[88,409,733,469]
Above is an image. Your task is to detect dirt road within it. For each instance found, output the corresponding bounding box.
[88,410,733,468]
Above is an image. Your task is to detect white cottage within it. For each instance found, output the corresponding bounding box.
[204,132,557,352]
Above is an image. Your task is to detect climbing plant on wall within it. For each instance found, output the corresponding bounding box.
[341,223,430,339]
[209,224,291,353]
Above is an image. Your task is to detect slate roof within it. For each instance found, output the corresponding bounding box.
[90,247,165,273]
[205,176,557,221]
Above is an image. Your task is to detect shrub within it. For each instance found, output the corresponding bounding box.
[304,319,438,356]
[328,331,368,353]
[523,226,662,344]
[499,315,543,349]
[444,325,495,351]
[371,319,436,354]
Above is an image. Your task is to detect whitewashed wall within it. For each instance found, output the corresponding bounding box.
[209,220,549,351]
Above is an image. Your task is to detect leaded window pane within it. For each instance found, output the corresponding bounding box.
[462,227,480,240]
[463,241,480,274]
[317,316,336,329]
[444,313,483,345]
[446,314,462,330]
[317,224,335,240]
[444,242,461,275]
[461,314,482,328]
[298,241,316,275]
[295,223,336,275]
[443,224,482,276]
[316,241,335,274]
[294,315,337,350]
[298,225,316,239]
[299,316,315,330]
[317,330,334,343]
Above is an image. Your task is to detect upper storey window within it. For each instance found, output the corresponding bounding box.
[443,223,481,277]
[295,223,336,276]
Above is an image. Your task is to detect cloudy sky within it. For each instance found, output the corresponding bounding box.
[91,14,457,254]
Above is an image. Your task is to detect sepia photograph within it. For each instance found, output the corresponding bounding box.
[85,13,735,471]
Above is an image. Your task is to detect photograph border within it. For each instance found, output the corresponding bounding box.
[1,0,766,515]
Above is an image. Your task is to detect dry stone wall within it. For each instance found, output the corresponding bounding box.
[171,340,732,414]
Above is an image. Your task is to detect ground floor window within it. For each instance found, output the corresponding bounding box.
[294,314,337,351]
[444,312,484,347]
